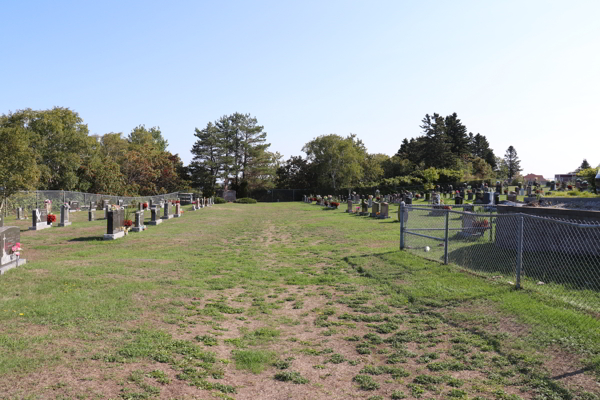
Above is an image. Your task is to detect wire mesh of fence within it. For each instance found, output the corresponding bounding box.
[400,204,600,319]
[5,190,180,214]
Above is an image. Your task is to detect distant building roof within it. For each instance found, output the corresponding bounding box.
[523,173,547,182]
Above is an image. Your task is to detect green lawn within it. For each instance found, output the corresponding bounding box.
[0,203,598,400]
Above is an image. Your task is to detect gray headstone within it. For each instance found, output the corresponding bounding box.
[59,204,71,227]
[1,226,27,274]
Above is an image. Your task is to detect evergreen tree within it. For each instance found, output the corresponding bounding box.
[576,159,591,172]
[469,133,497,169]
[503,146,522,179]
[190,122,221,196]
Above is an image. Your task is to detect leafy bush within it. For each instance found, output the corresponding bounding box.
[214,197,226,204]
[235,198,257,204]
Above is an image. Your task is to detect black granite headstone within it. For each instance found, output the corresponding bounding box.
[32,209,48,227]
[106,209,125,234]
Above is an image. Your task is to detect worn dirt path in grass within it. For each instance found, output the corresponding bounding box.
[0,203,598,399]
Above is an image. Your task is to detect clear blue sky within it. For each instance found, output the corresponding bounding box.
[2,0,599,179]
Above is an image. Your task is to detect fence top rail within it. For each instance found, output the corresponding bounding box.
[403,205,600,229]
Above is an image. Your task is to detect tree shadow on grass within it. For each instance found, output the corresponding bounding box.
[69,236,104,242]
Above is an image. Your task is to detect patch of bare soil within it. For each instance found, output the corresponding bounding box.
[546,346,600,394]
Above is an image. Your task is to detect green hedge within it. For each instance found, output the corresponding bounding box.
[214,197,226,204]
[235,198,257,204]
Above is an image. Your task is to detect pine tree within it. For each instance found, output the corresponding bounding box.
[503,146,522,179]
[577,159,591,172]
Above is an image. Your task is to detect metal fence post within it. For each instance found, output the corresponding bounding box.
[444,209,449,265]
[399,203,405,250]
[489,213,493,242]
[515,214,524,289]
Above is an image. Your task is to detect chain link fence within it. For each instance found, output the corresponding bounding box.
[4,190,180,214]
[399,204,600,317]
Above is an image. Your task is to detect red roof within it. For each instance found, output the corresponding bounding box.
[523,174,547,182]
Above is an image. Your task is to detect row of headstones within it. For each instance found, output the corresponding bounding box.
[192,197,213,210]
[346,199,391,219]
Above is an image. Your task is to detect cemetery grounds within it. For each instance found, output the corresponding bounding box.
[0,202,599,400]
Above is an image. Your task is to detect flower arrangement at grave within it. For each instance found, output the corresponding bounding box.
[473,219,489,234]
[11,243,22,257]
[441,206,452,210]
[331,202,340,208]
[124,219,133,227]
[415,194,421,199]
[568,185,573,190]
[323,200,329,206]
[143,202,148,209]
[47,214,57,224]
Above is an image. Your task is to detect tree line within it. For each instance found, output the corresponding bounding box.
[0,107,188,205]
[275,113,527,193]
[3,107,594,205]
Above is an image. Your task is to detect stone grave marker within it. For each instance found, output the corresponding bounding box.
[360,200,369,216]
[88,208,95,221]
[148,207,162,225]
[30,208,50,230]
[162,202,174,220]
[347,199,353,213]
[379,202,390,219]
[70,201,80,211]
[371,202,380,217]
[104,209,125,240]
[58,204,72,227]
[103,199,110,209]
[0,226,27,275]
[174,203,181,217]
[131,211,145,232]
[16,207,25,220]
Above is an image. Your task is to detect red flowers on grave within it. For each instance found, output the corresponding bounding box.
[442,206,452,210]
[143,202,148,209]
[176,200,180,204]
[47,214,57,224]
[473,219,489,228]
[331,202,340,207]
[124,219,133,227]
[568,185,573,190]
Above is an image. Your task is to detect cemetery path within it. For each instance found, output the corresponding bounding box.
[0,203,598,399]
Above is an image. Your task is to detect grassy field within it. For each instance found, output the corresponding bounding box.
[0,203,598,400]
